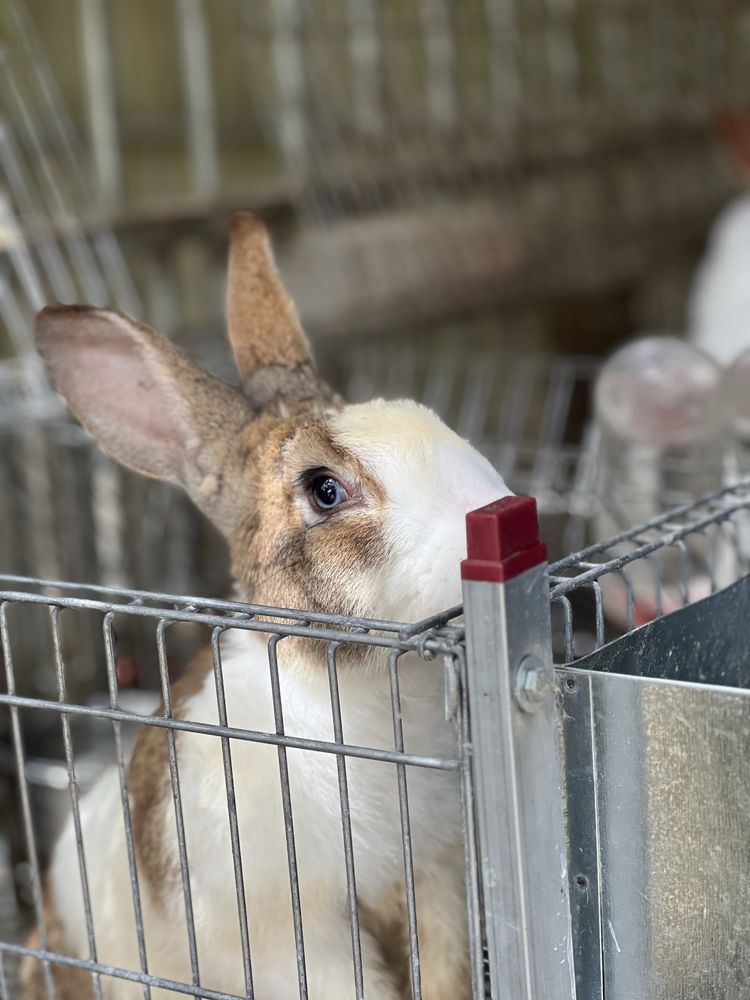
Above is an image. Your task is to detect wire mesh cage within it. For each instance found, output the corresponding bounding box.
[2,482,750,998]
[0,583,476,1000]
[548,480,750,661]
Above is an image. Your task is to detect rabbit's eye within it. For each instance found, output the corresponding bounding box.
[310,475,348,511]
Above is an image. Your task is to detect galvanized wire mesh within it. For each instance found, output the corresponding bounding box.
[0,582,474,999]
[549,479,750,663]
[1,482,749,995]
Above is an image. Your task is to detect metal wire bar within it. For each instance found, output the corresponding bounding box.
[592,581,605,648]
[705,528,718,594]
[549,491,750,598]
[154,620,201,989]
[549,480,750,576]
[387,650,422,1000]
[673,538,691,606]
[0,574,462,643]
[555,593,574,663]
[0,692,461,771]
[0,942,247,1000]
[0,589,463,659]
[267,635,308,1000]
[0,602,56,1000]
[621,568,634,633]
[644,552,663,619]
[210,628,255,999]
[102,614,151,1000]
[454,649,485,1000]
[49,607,102,1000]
[326,641,365,1000]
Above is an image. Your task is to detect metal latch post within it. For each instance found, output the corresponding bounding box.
[461,495,575,1000]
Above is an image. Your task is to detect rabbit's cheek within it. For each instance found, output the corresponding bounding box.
[377,469,511,619]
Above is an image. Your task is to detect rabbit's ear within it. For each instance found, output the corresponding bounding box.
[36,305,251,526]
[226,212,323,411]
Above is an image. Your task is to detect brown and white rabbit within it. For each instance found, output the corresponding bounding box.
[22,213,510,999]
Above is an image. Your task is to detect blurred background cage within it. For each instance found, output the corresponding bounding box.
[0,0,749,594]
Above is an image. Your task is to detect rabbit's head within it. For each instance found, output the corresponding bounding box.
[37,214,509,621]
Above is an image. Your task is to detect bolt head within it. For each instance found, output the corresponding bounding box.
[515,655,554,713]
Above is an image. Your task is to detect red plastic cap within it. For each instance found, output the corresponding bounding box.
[461,495,547,583]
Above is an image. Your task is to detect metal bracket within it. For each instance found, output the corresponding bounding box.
[462,495,576,1000]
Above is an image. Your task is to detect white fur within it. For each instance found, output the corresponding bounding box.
[330,399,511,620]
[688,194,750,365]
[52,634,463,998]
[50,400,509,998]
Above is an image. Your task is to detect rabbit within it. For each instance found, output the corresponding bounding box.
[688,112,750,365]
[20,213,511,1000]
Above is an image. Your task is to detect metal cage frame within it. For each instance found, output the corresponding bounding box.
[0,580,481,1000]
[1,482,750,999]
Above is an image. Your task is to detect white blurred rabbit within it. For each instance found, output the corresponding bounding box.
[688,114,750,364]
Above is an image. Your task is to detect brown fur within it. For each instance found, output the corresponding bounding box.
[362,870,472,1000]
[226,212,310,373]
[20,890,95,999]
[128,649,215,903]
[226,212,324,411]
[208,409,392,615]
[361,888,411,997]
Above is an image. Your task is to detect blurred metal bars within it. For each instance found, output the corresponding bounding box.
[175,0,219,200]
[548,479,750,661]
[0,0,141,396]
[347,0,383,139]
[270,0,307,176]
[420,0,456,131]
[5,0,137,310]
[0,0,743,346]
[79,0,121,206]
